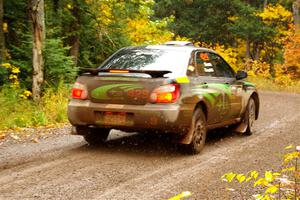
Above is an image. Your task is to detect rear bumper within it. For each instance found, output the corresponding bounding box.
[68,100,194,133]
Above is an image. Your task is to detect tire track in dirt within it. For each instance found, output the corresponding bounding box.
[93,113,300,200]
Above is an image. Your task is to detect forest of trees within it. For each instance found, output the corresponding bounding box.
[0,0,300,101]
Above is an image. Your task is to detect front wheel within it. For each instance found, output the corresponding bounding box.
[83,128,111,145]
[179,108,207,154]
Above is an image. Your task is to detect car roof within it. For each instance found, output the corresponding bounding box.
[123,45,218,55]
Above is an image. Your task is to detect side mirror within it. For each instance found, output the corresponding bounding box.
[235,70,248,80]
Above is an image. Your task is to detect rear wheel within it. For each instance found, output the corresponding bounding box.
[243,98,256,136]
[83,128,111,145]
[179,108,207,154]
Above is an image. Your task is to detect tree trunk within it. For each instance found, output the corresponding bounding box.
[0,0,5,63]
[70,36,79,66]
[246,38,251,59]
[69,0,80,66]
[293,0,300,31]
[263,0,268,8]
[30,0,45,101]
[253,42,260,60]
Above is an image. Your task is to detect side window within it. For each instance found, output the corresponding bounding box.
[209,53,235,78]
[186,52,197,77]
[194,51,216,76]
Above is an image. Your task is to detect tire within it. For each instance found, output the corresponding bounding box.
[243,98,256,136]
[179,108,207,155]
[83,128,111,145]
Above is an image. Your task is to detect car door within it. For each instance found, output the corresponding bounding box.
[188,50,226,124]
[208,53,243,120]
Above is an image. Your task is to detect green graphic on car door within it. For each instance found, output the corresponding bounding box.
[194,83,232,118]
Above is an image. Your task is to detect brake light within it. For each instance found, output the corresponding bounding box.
[71,83,88,100]
[109,70,129,73]
[150,84,180,103]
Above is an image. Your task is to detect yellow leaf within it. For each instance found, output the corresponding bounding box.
[285,144,294,150]
[253,194,263,200]
[67,4,73,9]
[250,171,259,180]
[10,134,20,141]
[265,185,278,194]
[272,172,280,176]
[246,177,252,182]
[222,173,236,183]
[265,171,273,182]
[168,191,192,200]
[281,167,295,172]
[226,187,235,192]
[11,67,20,74]
[2,22,8,32]
[236,174,246,183]
[261,194,271,200]
[31,138,39,143]
[0,133,5,140]
[254,178,268,187]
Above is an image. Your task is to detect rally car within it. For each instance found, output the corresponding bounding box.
[68,41,259,154]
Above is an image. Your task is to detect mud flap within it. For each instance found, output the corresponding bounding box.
[233,122,248,133]
[179,129,193,144]
[233,109,249,133]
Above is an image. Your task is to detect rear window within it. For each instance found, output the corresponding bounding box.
[99,48,190,78]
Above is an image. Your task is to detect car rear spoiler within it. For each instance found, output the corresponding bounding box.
[79,68,172,78]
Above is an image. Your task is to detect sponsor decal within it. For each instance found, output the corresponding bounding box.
[204,68,214,73]
[91,84,149,100]
[204,62,213,67]
[188,65,195,72]
[199,53,210,61]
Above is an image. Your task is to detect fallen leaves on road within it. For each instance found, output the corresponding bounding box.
[168,191,192,200]
[10,134,21,141]
[0,133,5,140]
[0,125,71,145]
[31,138,39,143]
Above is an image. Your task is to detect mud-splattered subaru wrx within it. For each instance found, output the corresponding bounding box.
[68,41,259,154]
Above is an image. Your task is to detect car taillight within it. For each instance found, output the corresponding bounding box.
[150,84,180,103]
[71,83,88,100]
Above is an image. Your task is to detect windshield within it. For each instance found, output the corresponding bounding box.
[99,48,190,78]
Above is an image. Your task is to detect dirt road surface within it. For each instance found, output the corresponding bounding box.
[0,91,299,200]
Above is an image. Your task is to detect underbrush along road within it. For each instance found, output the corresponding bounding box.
[0,91,299,199]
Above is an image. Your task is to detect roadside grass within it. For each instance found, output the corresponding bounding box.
[0,84,70,131]
[248,77,300,94]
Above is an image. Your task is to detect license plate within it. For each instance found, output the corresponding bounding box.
[96,112,133,126]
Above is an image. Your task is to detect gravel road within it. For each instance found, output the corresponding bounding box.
[0,91,299,200]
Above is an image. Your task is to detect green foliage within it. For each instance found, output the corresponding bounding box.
[0,65,8,85]
[227,2,276,43]
[9,32,33,87]
[221,145,300,199]
[7,32,76,88]
[44,37,76,85]
[0,83,70,130]
[155,0,238,45]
